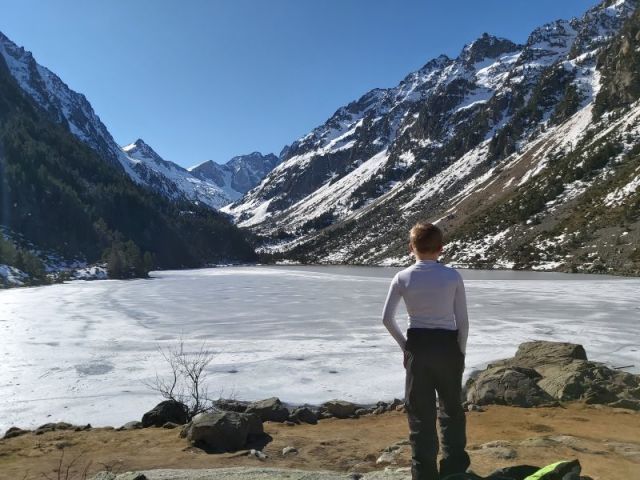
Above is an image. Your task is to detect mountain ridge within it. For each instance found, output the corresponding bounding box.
[0,50,257,285]
[0,33,279,210]
[223,0,640,275]
[189,151,280,201]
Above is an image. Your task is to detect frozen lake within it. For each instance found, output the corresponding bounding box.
[1,265,639,432]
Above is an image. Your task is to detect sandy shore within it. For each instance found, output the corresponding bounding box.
[1,403,639,480]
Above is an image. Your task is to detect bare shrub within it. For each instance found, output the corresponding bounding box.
[146,339,217,420]
[41,448,92,480]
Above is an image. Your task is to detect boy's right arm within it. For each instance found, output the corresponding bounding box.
[382,274,407,351]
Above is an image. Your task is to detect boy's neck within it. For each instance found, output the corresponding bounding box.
[414,253,440,262]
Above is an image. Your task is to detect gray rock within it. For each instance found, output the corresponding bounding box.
[519,437,557,448]
[163,422,180,429]
[282,446,298,456]
[376,451,398,465]
[510,341,587,368]
[290,406,318,424]
[354,408,369,416]
[34,423,58,435]
[141,400,188,427]
[383,439,410,453]
[466,366,556,407]
[477,446,518,460]
[472,440,518,460]
[386,399,404,412]
[3,427,30,439]
[183,411,263,452]
[118,421,143,431]
[90,473,117,480]
[54,422,74,430]
[468,341,640,408]
[245,397,290,423]
[214,399,249,413]
[605,440,640,462]
[537,361,629,401]
[321,400,358,419]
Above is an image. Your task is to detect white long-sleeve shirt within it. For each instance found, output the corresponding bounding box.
[381,259,469,354]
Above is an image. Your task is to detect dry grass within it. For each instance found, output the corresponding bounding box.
[1,403,638,480]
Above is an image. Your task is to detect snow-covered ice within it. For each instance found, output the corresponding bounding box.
[0,266,638,432]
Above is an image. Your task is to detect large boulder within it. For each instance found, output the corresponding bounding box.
[182,411,263,452]
[466,366,556,407]
[510,341,586,368]
[321,399,358,418]
[141,400,188,427]
[467,341,640,409]
[245,397,290,422]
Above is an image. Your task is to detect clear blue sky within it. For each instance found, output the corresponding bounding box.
[1,1,598,166]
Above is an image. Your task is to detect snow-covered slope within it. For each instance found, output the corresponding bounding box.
[224,0,640,275]
[0,31,126,170]
[0,32,277,210]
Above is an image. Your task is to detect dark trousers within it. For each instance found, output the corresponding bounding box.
[404,328,470,480]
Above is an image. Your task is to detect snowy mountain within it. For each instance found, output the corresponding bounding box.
[0,33,277,210]
[0,53,258,285]
[0,31,125,169]
[189,152,280,201]
[224,0,640,275]
[120,138,232,208]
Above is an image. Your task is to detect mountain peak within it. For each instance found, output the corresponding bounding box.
[461,32,520,64]
[192,152,279,196]
[121,138,176,172]
[122,138,150,152]
[188,159,216,171]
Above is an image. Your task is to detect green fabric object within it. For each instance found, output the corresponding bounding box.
[524,459,580,480]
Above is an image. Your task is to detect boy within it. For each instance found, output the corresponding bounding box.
[382,222,470,480]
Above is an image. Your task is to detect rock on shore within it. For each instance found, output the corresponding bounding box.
[142,400,189,428]
[465,341,640,409]
[180,411,264,452]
